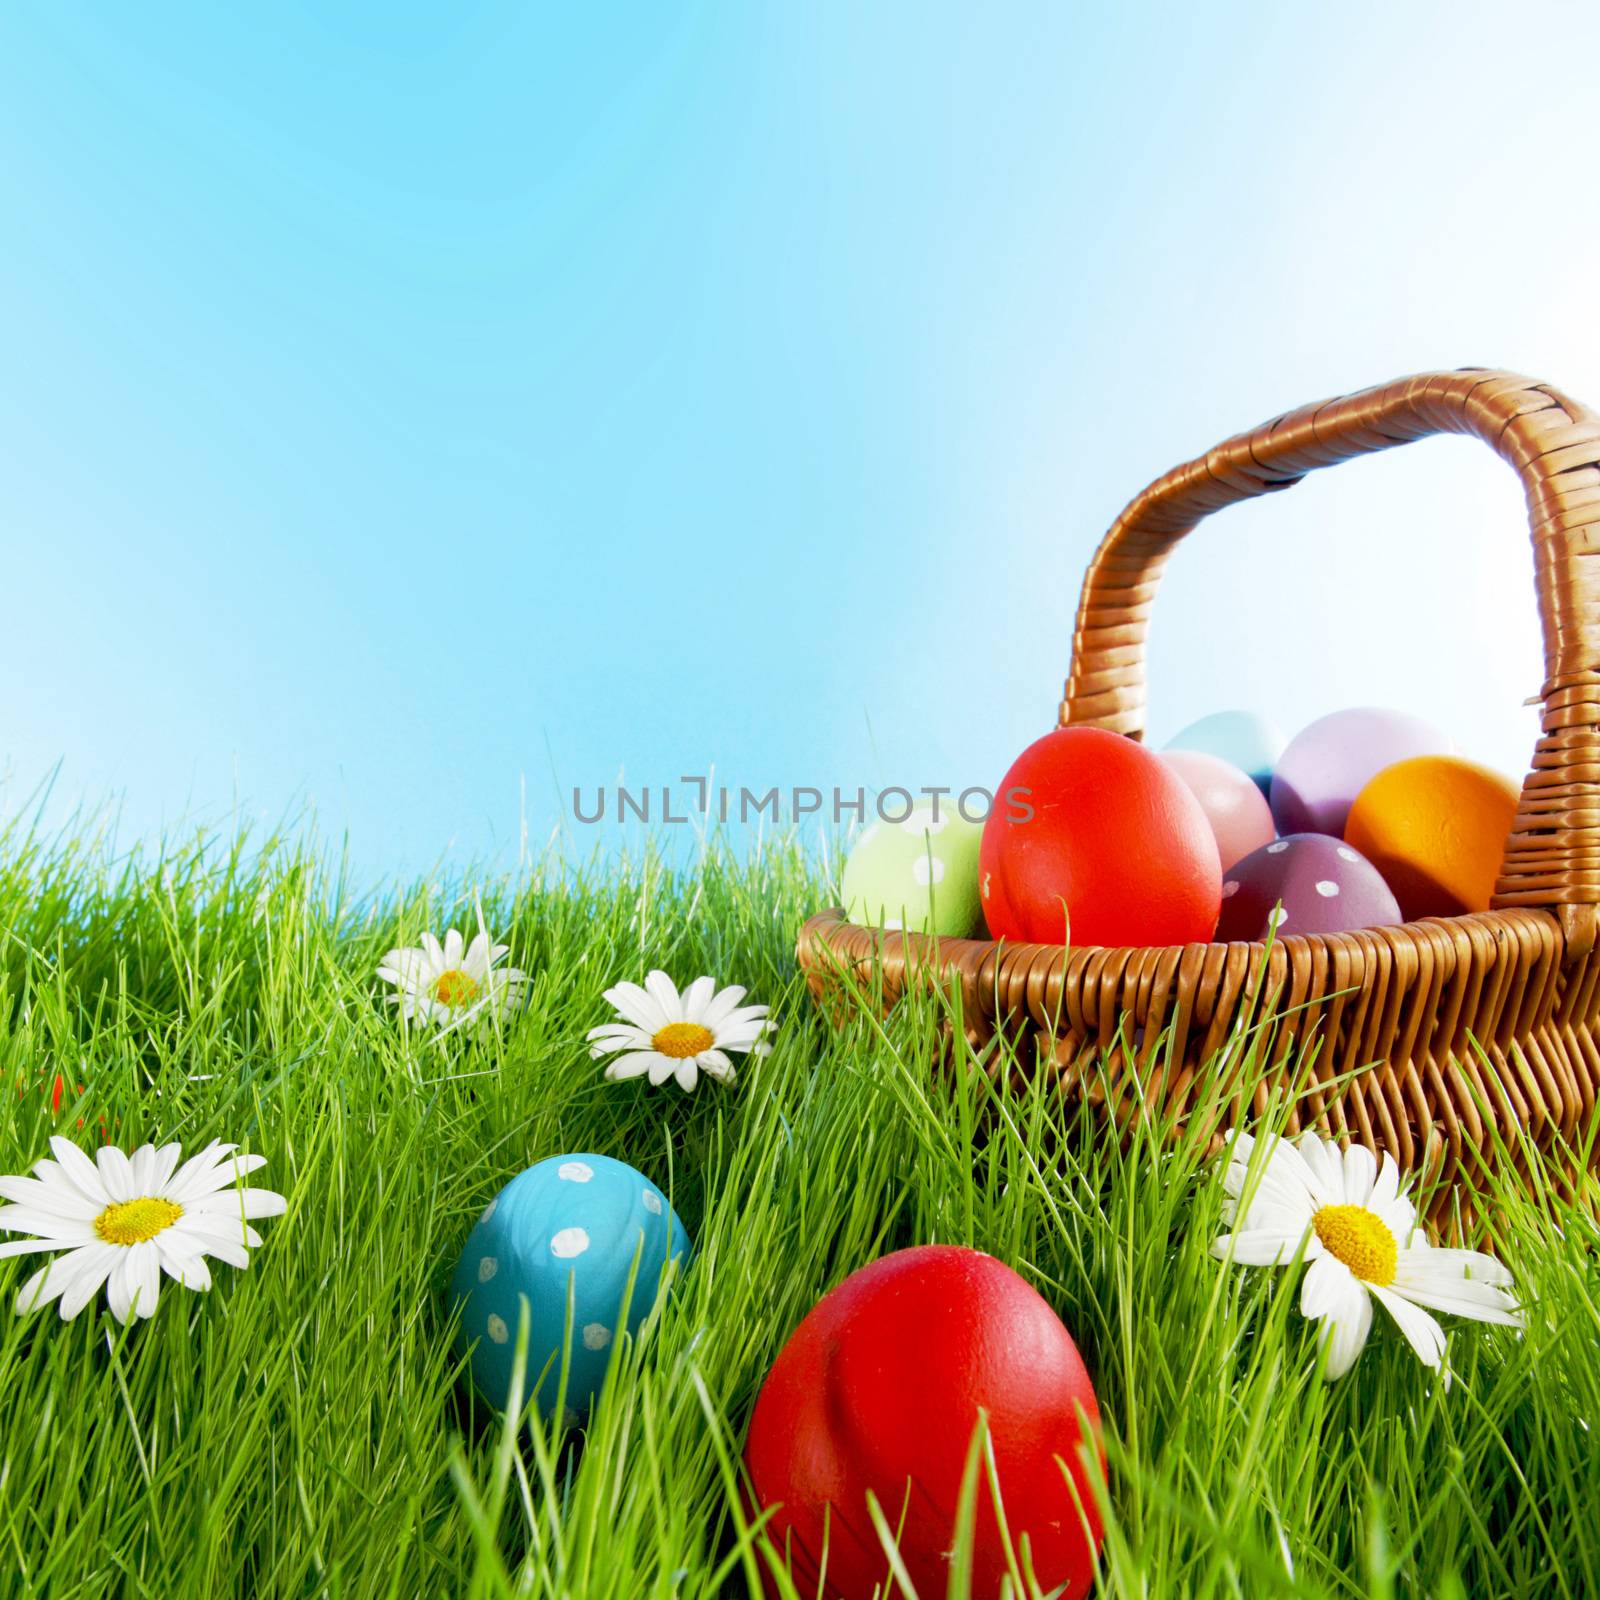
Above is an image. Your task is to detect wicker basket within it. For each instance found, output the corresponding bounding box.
[799,369,1600,1215]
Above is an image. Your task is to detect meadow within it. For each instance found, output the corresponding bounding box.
[0,808,1595,1599]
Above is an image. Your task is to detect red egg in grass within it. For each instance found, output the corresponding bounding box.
[744,1246,1104,1600]
[981,727,1222,945]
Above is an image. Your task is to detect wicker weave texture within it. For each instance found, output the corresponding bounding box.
[799,370,1600,1214]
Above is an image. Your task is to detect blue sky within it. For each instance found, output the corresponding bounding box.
[4,3,1599,877]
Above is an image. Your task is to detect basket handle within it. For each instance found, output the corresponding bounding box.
[1059,369,1600,956]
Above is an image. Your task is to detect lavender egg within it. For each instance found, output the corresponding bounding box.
[1217,833,1403,941]
[1270,708,1452,836]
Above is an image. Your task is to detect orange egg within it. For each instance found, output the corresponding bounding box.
[1344,756,1520,919]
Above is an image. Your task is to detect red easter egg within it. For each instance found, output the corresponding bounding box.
[981,727,1222,945]
[744,1245,1103,1599]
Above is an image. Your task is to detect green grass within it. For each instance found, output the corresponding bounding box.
[0,809,1596,1599]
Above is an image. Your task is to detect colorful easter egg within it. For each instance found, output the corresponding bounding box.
[1345,755,1520,919]
[1163,710,1284,796]
[449,1153,690,1417]
[744,1245,1103,1600]
[1270,708,1453,837]
[1216,833,1402,941]
[840,799,984,936]
[1159,749,1277,871]
[981,727,1221,946]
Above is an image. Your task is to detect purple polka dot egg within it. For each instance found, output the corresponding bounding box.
[449,1153,690,1417]
[1215,833,1403,941]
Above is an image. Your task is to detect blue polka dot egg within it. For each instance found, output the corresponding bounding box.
[449,1153,691,1417]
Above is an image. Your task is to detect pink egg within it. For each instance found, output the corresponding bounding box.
[1160,749,1277,871]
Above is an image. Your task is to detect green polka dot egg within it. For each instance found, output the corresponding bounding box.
[449,1153,690,1418]
[840,801,984,937]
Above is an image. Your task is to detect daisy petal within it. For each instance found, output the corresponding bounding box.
[189,1187,287,1220]
[1301,1252,1355,1320]
[1288,1133,1345,1208]
[1388,1277,1524,1327]
[0,1236,90,1260]
[1318,1274,1375,1380]
[1224,1171,1317,1239]
[16,1244,113,1319]
[14,1260,65,1316]
[644,971,685,1023]
[48,1138,111,1207]
[59,1246,119,1321]
[1368,1152,1403,1214]
[715,1003,770,1030]
[189,1233,250,1271]
[1219,1128,1256,1162]
[1225,1136,1326,1223]
[602,982,669,1034]
[107,1252,136,1323]
[159,1247,212,1291]
[715,1015,769,1037]
[698,1049,736,1084]
[129,1243,161,1320]
[151,1142,185,1193]
[1391,1251,1523,1326]
[674,1058,700,1092]
[1341,1143,1378,1207]
[162,1141,231,1199]
[1370,1283,1448,1369]
[172,1152,270,1203]
[1210,1226,1315,1266]
[699,985,748,1029]
[716,1035,771,1058]
[603,1052,657,1082]
[586,1024,650,1051]
[177,1212,263,1247]
[1400,1246,1514,1288]
[680,976,716,1022]
[1373,1195,1420,1246]
[96,1146,137,1204]
[0,1173,103,1219]
[0,1206,98,1243]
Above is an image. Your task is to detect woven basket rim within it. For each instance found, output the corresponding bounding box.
[801,903,1557,963]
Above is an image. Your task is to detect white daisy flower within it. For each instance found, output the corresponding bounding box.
[377,927,526,1033]
[0,1136,287,1324]
[586,970,774,1092]
[1210,1129,1523,1380]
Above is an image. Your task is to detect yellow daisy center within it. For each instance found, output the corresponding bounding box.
[1313,1203,1397,1286]
[432,969,481,1008]
[652,1021,715,1059]
[95,1196,183,1247]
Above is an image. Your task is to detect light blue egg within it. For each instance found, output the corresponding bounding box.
[449,1153,691,1417]
[1163,710,1284,797]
